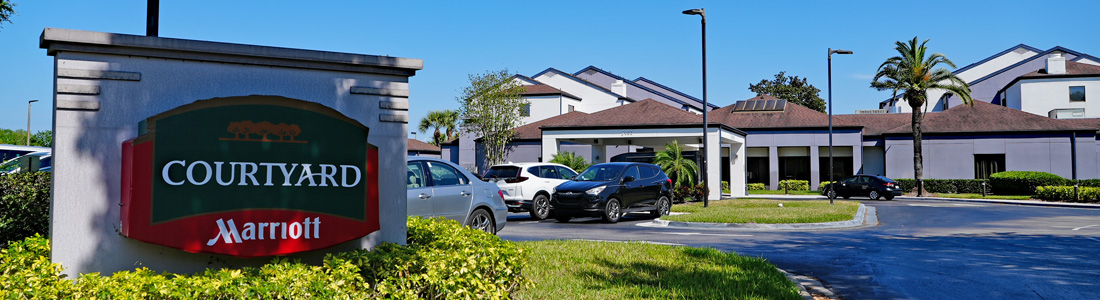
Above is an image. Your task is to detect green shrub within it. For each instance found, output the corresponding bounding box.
[721,181,730,193]
[1035,186,1100,202]
[778,180,809,191]
[747,183,765,191]
[0,217,527,299]
[1074,179,1100,187]
[891,178,991,194]
[0,172,51,247]
[989,171,1065,195]
[819,181,834,191]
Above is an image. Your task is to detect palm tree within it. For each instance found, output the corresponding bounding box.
[550,151,591,173]
[871,37,972,197]
[653,140,699,190]
[418,110,460,146]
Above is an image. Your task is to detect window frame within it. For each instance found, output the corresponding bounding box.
[1070,86,1086,102]
[426,161,469,187]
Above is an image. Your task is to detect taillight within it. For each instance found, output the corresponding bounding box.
[505,176,529,183]
[498,190,505,201]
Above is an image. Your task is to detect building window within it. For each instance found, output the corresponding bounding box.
[1070,86,1086,102]
[747,157,769,185]
[818,157,853,183]
[974,154,1005,179]
[521,104,531,116]
[567,105,575,112]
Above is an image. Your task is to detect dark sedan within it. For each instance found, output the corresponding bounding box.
[823,175,904,200]
[550,162,673,223]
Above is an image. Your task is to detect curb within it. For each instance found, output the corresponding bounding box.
[739,194,1100,209]
[640,204,874,230]
[901,196,1100,209]
[780,269,838,300]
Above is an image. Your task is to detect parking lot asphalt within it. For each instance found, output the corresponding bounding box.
[499,198,1100,299]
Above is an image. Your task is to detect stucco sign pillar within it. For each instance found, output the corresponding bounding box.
[40,28,422,276]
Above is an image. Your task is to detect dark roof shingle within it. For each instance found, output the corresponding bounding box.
[407,139,441,152]
[707,95,862,129]
[512,111,590,140]
[882,101,1094,134]
[541,99,704,129]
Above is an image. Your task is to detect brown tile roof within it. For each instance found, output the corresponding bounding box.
[882,101,1094,134]
[407,139,441,152]
[512,111,590,140]
[707,95,862,129]
[1059,118,1100,133]
[1022,60,1100,77]
[520,84,581,100]
[834,113,912,136]
[540,99,705,129]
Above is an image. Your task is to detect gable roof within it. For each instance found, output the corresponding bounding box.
[971,46,1100,86]
[512,111,590,140]
[540,99,725,130]
[834,113,912,136]
[881,101,1094,134]
[707,95,862,130]
[519,84,582,100]
[408,139,441,152]
[634,76,715,108]
[532,67,636,102]
[1020,60,1100,77]
[572,65,717,110]
[953,44,1042,75]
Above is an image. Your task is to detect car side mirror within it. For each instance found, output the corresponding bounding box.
[622,176,635,183]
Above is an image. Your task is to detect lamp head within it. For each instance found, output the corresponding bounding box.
[29,100,39,103]
[682,8,705,16]
[830,49,854,55]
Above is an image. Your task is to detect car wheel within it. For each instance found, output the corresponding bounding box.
[651,196,671,218]
[602,199,622,223]
[869,190,881,200]
[554,214,572,223]
[465,209,496,234]
[826,190,837,200]
[529,194,551,220]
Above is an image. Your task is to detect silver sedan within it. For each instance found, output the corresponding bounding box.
[406,157,507,234]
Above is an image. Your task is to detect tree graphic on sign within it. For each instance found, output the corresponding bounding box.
[220,120,306,143]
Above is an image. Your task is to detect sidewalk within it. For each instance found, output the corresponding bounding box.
[735,193,1100,209]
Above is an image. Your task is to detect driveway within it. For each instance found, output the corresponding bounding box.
[499,199,1100,299]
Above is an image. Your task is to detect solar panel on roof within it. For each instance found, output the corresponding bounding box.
[731,100,787,112]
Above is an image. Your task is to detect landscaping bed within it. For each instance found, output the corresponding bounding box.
[748,190,822,196]
[516,240,801,300]
[666,199,860,224]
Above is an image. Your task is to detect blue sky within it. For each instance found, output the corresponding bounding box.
[2,0,1099,140]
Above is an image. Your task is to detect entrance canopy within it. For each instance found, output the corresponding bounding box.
[537,99,748,199]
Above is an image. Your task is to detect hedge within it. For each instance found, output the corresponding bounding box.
[1035,186,1100,203]
[778,180,809,191]
[890,179,990,194]
[0,217,528,299]
[989,171,1066,195]
[747,183,765,191]
[721,181,730,193]
[819,181,834,191]
[0,172,51,248]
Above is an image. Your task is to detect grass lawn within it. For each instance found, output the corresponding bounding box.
[665,199,860,224]
[935,193,1032,200]
[748,190,822,195]
[516,240,801,300]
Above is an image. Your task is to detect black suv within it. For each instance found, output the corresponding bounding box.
[550,162,673,223]
[823,175,904,200]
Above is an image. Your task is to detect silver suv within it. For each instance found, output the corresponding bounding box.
[406,157,507,234]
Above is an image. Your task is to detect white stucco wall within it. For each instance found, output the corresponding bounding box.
[534,71,625,113]
[1010,78,1100,118]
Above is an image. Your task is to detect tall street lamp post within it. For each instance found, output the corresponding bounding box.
[683,8,709,207]
[827,49,853,204]
[27,100,39,146]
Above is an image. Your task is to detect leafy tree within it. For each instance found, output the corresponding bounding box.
[550,151,590,173]
[418,110,460,146]
[456,69,528,168]
[0,1,15,29]
[870,37,972,196]
[653,140,698,190]
[748,71,826,112]
[0,129,51,147]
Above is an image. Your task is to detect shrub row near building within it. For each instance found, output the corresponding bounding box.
[1034,186,1100,202]
[778,180,809,191]
[0,217,527,299]
[0,172,50,248]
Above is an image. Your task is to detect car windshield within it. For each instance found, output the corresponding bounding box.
[484,166,521,179]
[575,164,625,181]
